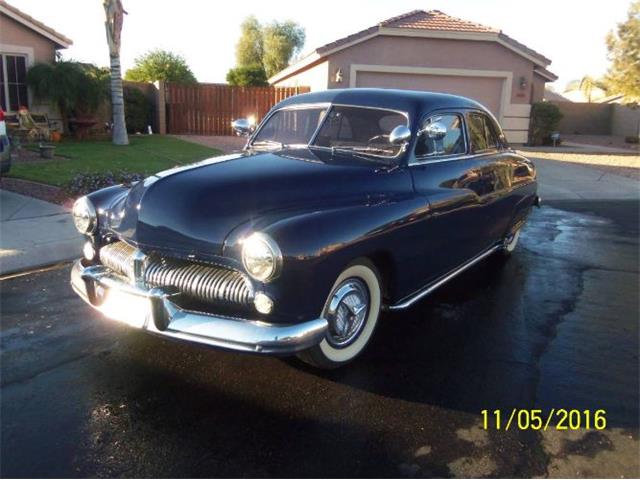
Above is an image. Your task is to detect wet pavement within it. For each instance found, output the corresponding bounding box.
[1,200,638,478]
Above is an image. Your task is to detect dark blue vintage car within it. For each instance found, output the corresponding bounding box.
[70,88,538,368]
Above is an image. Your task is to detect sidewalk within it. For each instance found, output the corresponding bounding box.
[0,190,83,276]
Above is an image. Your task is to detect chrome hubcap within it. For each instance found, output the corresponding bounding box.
[325,278,370,348]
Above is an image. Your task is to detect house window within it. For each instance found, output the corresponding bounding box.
[0,54,29,112]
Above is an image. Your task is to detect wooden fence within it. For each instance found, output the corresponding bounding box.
[165,83,310,136]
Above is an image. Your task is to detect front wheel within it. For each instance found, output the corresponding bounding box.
[298,259,382,369]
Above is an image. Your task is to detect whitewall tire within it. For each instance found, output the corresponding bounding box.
[298,259,382,369]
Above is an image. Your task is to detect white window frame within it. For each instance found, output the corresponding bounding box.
[0,44,34,112]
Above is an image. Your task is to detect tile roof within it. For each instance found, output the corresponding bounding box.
[382,9,499,33]
[270,9,556,84]
[0,0,72,48]
[314,10,549,64]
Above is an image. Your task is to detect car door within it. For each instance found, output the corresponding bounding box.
[409,111,493,285]
[465,111,515,243]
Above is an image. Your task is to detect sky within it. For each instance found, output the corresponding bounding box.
[13,0,633,91]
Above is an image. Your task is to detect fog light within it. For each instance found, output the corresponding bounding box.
[254,292,274,315]
[83,242,96,261]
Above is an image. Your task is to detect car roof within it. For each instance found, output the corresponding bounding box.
[274,88,489,118]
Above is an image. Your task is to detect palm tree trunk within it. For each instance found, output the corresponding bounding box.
[109,54,129,145]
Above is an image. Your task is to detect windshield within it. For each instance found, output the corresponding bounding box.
[312,105,408,158]
[251,107,327,148]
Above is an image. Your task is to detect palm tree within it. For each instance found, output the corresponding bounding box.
[103,0,128,145]
[566,76,609,102]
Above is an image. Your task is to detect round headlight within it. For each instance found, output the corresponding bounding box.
[241,233,281,282]
[72,196,97,234]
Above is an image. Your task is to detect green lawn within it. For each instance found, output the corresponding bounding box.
[9,136,222,187]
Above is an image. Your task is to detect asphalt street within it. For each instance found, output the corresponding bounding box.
[1,199,638,478]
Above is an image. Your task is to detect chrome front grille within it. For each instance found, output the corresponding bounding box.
[99,241,254,306]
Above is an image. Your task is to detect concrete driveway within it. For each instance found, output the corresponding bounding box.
[534,157,639,201]
[0,190,83,276]
[1,198,637,478]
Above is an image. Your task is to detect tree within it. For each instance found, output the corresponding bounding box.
[104,0,128,145]
[604,0,640,101]
[226,65,268,86]
[235,16,264,67]
[226,17,305,85]
[262,21,305,78]
[125,49,197,83]
[579,75,608,102]
[564,75,608,102]
[27,61,108,132]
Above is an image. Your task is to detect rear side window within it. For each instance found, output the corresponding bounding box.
[467,112,499,152]
[415,114,465,157]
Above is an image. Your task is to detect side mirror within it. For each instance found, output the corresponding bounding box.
[389,125,411,145]
[231,118,255,137]
[422,122,447,140]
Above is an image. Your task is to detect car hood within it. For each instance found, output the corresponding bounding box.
[107,148,409,256]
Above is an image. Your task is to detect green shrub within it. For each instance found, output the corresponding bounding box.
[226,65,268,86]
[529,102,563,146]
[124,87,152,134]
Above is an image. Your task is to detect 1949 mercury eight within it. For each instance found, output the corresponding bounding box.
[70,88,539,368]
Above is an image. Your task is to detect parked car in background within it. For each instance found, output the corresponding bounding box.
[0,109,11,175]
[70,89,539,368]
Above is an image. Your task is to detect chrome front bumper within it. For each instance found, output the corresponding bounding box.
[70,260,328,354]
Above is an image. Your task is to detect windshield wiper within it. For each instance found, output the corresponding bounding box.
[330,145,395,157]
[251,139,287,150]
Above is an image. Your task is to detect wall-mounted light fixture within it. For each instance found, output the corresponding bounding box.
[519,76,528,89]
[335,68,343,83]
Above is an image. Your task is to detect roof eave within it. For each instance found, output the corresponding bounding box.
[269,16,553,83]
[534,67,558,82]
[0,2,73,49]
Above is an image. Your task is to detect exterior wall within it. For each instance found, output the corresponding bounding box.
[553,102,613,135]
[275,35,544,144]
[0,13,57,65]
[272,61,329,92]
[326,36,535,105]
[531,75,546,103]
[0,12,62,127]
[611,104,640,138]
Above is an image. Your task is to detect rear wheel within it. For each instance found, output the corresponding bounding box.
[298,259,382,369]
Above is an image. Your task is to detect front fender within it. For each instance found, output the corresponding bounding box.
[223,195,431,321]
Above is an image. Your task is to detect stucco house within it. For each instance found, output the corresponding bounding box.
[0,0,72,120]
[269,10,557,144]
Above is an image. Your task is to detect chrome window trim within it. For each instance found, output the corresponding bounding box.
[247,101,410,160]
[466,111,501,154]
[248,102,332,149]
[410,111,469,165]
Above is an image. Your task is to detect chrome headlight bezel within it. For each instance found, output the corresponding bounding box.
[72,196,97,234]
[241,232,282,282]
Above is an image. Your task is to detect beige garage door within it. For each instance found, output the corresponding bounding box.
[355,71,503,117]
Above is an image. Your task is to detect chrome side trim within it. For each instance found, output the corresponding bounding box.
[71,260,327,355]
[388,243,503,311]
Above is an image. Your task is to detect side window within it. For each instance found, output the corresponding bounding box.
[468,112,499,152]
[415,114,465,157]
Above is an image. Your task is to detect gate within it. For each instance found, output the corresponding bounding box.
[165,83,309,136]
